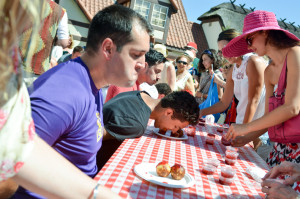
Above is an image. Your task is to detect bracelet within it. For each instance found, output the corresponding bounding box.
[93,183,101,199]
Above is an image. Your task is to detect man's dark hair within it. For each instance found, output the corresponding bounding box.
[161,91,199,125]
[145,48,167,68]
[72,46,84,54]
[155,83,172,96]
[86,4,152,53]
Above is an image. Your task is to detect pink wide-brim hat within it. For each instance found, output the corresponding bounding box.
[222,10,300,58]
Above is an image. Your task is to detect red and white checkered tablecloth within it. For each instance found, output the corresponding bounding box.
[94,123,270,199]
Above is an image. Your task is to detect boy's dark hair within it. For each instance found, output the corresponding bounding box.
[145,48,167,68]
[198,49,222,73]
[72,46,84,54]
[161,91,199,125]
[155,83,172,96]
[86,4,152,53]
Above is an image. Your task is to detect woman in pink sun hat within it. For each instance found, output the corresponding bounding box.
[223,10,300,193]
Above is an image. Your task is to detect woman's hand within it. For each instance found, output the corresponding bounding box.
[225,123,250,140]
[261,179,299,199]
[263,161,300,186]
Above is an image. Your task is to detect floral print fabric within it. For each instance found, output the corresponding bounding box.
[0,48,36,181]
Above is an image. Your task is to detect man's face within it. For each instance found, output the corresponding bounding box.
[154,109,189,133]
[107,25,150,87]
[144,62,164,85]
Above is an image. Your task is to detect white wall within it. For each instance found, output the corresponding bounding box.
[202,20,222,51]
[59,0,89,47]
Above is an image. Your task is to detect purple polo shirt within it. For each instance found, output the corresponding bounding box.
[14,57,104,198]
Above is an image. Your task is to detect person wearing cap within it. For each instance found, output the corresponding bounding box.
[196,49,224,104]
[185,42,201,89]
[174,54,195,96]
[223,10,300,191]
[154,44,177,91]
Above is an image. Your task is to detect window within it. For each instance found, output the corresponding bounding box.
[134,0,151,19]
[151,4,168,28]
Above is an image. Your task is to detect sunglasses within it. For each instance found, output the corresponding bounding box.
[246,32,258,47]
[177,60,188,65]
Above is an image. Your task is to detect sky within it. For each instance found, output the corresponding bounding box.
[182,0,300,27]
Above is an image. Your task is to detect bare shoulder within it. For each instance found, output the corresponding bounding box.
[248,54,267,67]
[287,46,300,62]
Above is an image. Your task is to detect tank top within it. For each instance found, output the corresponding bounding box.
[232,53,266,124]
[175,71,192,91]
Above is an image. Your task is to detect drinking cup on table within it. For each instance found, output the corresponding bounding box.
[219,166,236,185]
[205,158,220,168]
[205,114,215,124]
[219,175,234,185]
[221,134,232,146]
[206,133,215,145]
[185,125,196,136]
[226,146,239,152]
[216,127,223,133]
[202,162,217,175]
[225,150,239,166]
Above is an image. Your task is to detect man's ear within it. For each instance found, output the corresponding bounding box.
[165,108,173,116]
[144,62,149,69]
[101,38,115,60]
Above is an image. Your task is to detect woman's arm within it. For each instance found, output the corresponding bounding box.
[185,75,195,96]
[216,74,224,100]
[243,56,266,124]
[227,47,300,139]
[200,67,234,117]
[12,136,121,199]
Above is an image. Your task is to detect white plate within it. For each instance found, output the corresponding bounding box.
[152,129,188,140]
[134,163,195,188]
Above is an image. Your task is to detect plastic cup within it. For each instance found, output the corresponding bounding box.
[225,151,239,159]
[225,157,237,165]
[221,166,236,178]
[219,175,234,185]
[185,125,196,136]
[206,133,215,145]
[205,114,215,124]
[217,127,224,133]
[202,163,217,175]
[226,146,239,152]
[205,158,220,168]
[221,134,232,146]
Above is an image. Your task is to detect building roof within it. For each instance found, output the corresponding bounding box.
[188,21,208,56]
[75,0,206,52]
[198,2,300,38]
[76,0,114,21]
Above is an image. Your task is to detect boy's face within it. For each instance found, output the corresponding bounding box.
[145,62,164,85]
[107,25,150,87]
[154,110,189,133]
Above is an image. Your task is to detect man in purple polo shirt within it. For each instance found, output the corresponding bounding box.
[14,4,152,198]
